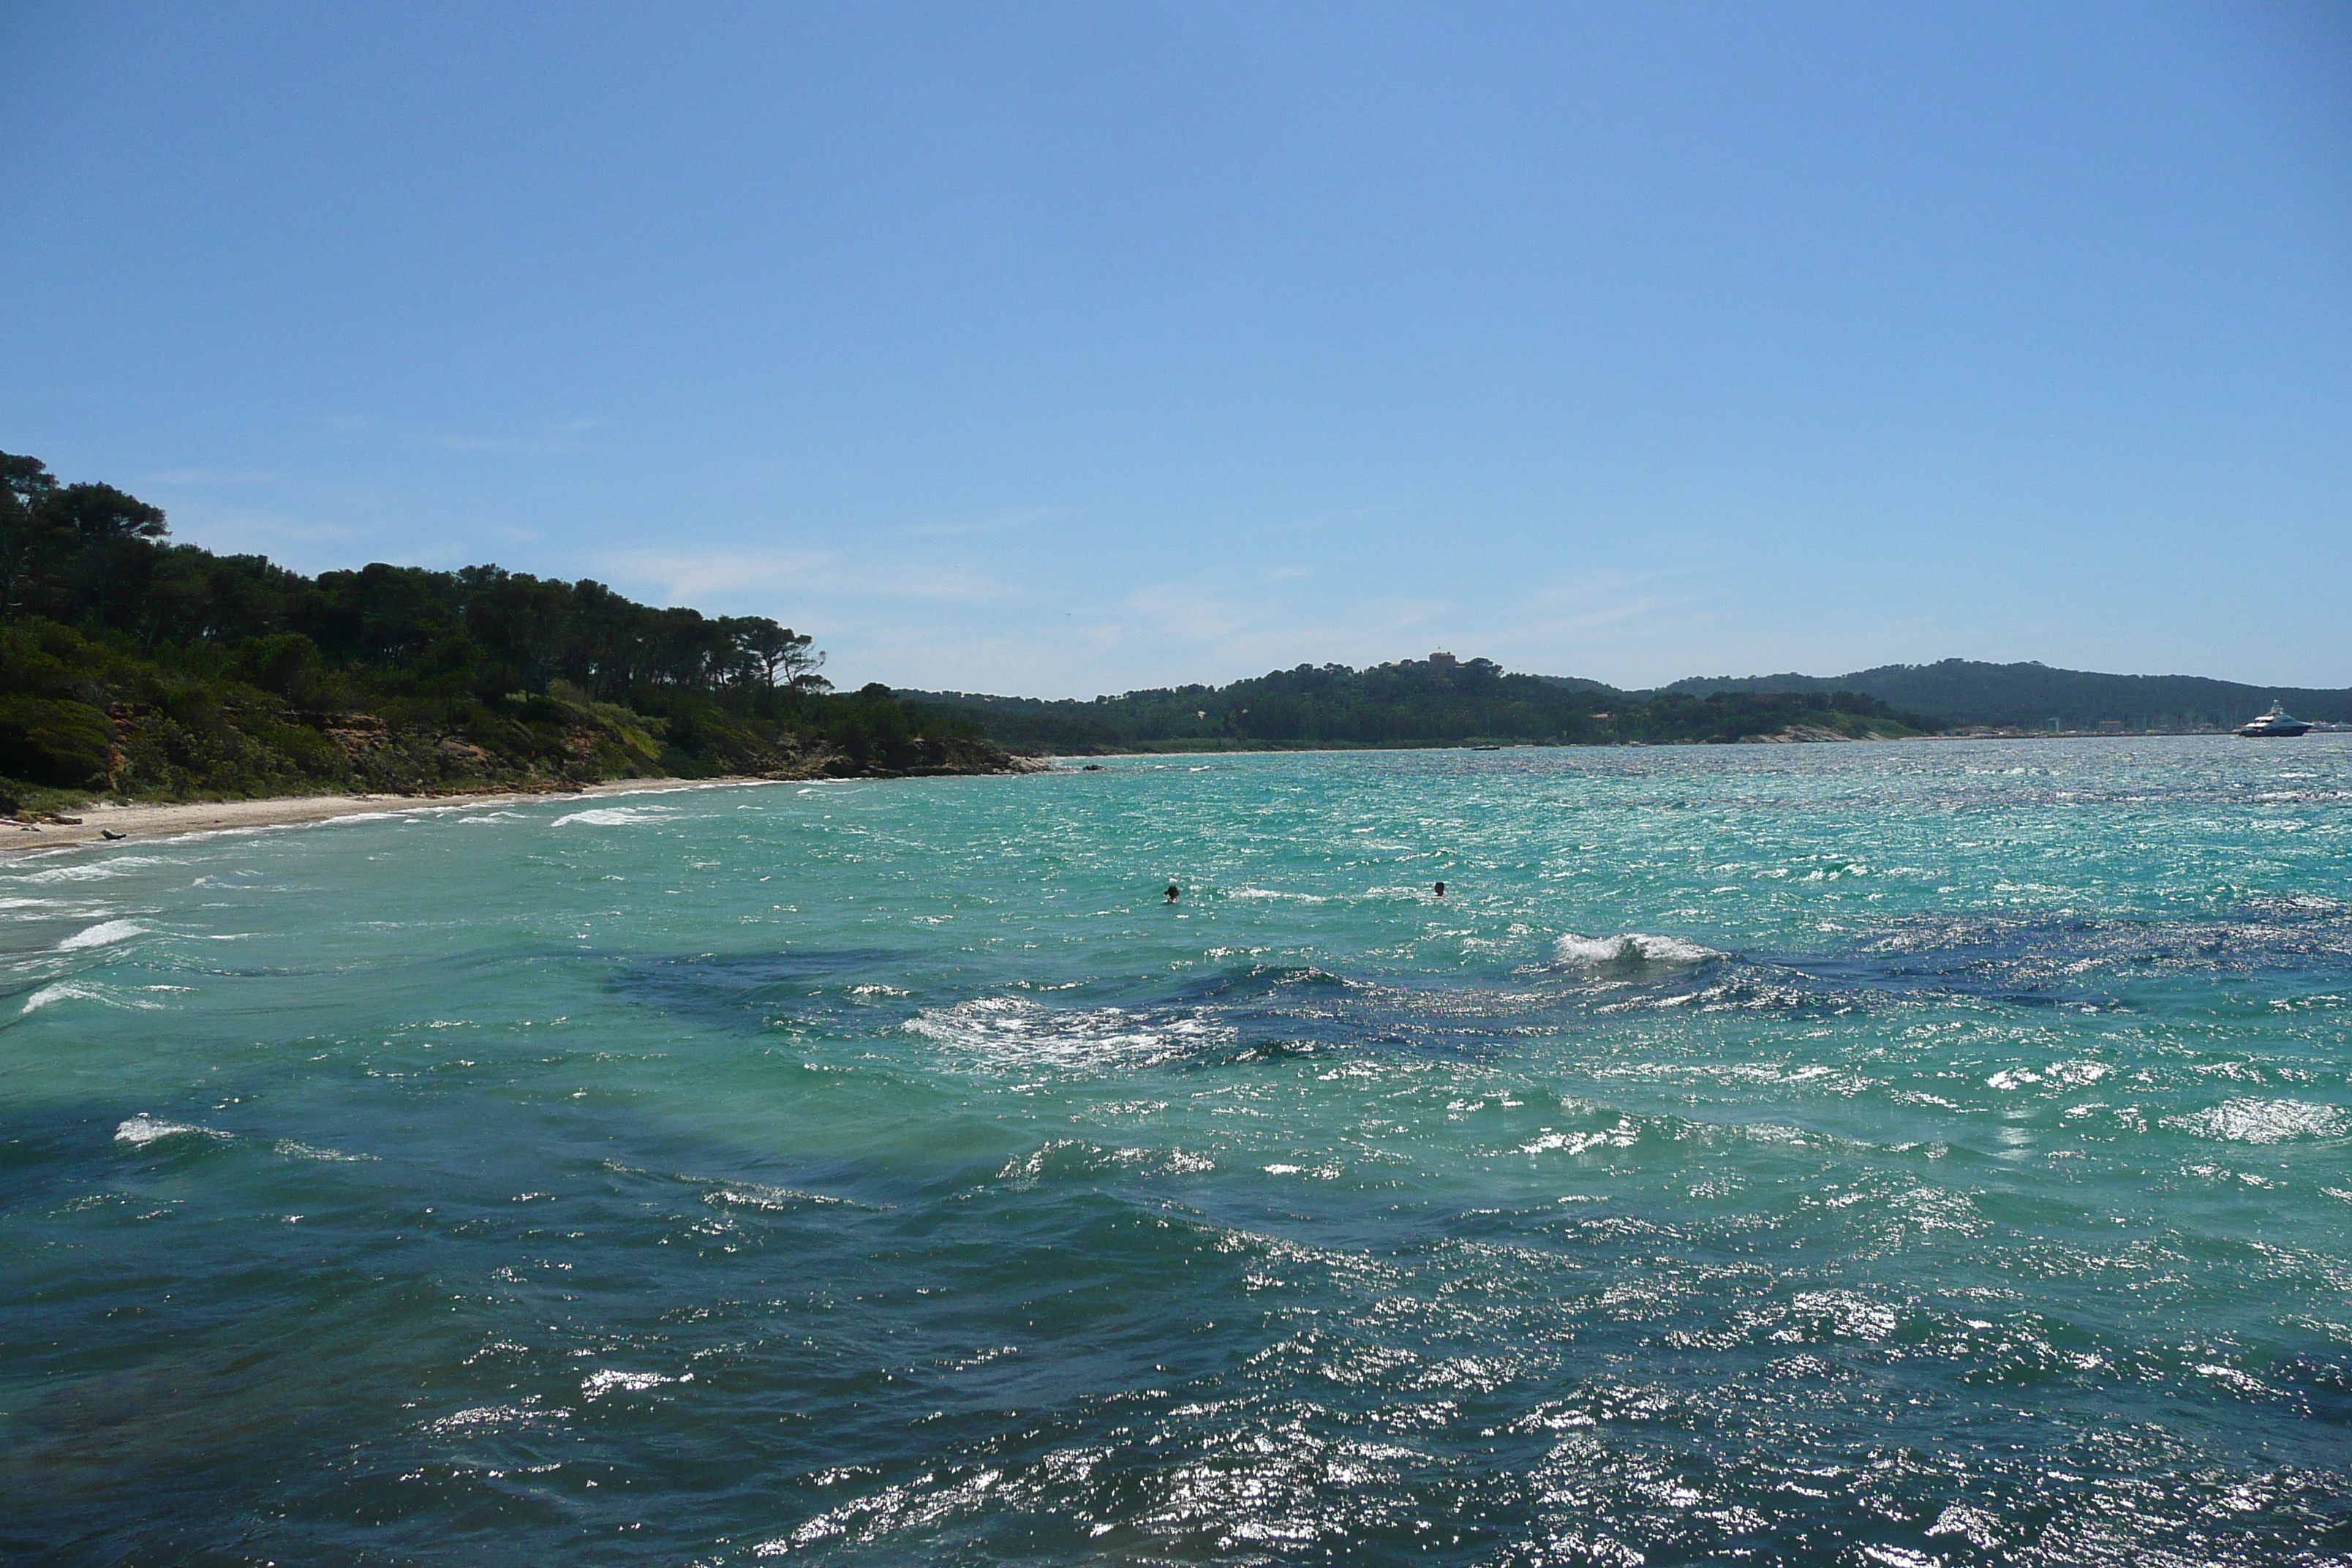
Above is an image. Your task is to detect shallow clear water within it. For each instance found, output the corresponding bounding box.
[4,739,2349,1566]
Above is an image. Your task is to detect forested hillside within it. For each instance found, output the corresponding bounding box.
[1666,659,2352,729]
[20,451,2317,807]
[0,453,1009,807]
[912,655,1928,753]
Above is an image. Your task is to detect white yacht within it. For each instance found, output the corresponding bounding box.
[2236,703,2313,738]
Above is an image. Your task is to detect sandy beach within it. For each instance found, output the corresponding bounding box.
[0,777,795,854]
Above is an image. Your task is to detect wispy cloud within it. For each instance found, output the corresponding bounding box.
[1503,570,1713,640]
[841,584,1466,698]
[610,543,1038,606]
[594,547,843,607]
[948,567,1466,693]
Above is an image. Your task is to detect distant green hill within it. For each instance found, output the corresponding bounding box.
[909,655,1927,753]
[922,652,2348,757]
[1659,659,2352,730]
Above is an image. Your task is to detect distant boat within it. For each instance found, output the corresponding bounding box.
[2236,703,2313,738]
[1469,743,1502,751]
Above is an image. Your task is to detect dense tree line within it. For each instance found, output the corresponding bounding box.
[0,453,1001,802]
[0,451,826,701]
[1669,658,2352,730]
[913,653,1928,753]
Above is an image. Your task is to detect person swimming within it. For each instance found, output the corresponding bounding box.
[1165,882,1181,902]
[1433,881,1446,897]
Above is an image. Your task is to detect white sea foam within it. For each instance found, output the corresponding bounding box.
[1791,1288,1899,1341]
[1858,1547,1942,1568]
[115,1114,230,1147]
[1553,932,1723,967]
[2163,1098,2347,1144]
[23,981,162,1014]
[551,806,674,828]
[424,1403,564,1434]
[907,995,1226,1074]
[23,982,92,1014]
[1519,1121,1639,1156]
[5,856,170,886]
[1926,1503,2005,1549]
[581,1368,682,1398]
[58,919,146,951]
[274,1139,378,1162]
[705,1183,851,1211]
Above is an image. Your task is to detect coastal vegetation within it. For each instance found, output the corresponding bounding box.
[921,653,2352,755]
[0,452,1007,810]
[911,655,1929,753]
[7,452,2333,809]
[1668,660,2352,731]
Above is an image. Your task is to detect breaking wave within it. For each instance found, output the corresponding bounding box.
[115,1115,231,1148]
[58,919,147,951]
[1553,932,1725,968]
[23,981,163,1014]
[551,806,674,828]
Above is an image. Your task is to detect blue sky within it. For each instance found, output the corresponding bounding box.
[4,2,2347,696]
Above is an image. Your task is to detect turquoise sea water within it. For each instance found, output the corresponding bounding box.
[3,739,2349,1566]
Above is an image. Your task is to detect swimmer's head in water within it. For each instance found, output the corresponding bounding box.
[1434,881,1446,897]
[1165,883,1181,901]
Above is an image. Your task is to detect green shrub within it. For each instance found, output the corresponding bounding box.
[226,631,324,698]
[0,695,113,788]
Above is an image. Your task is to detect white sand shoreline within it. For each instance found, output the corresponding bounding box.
[1,776,804,855]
